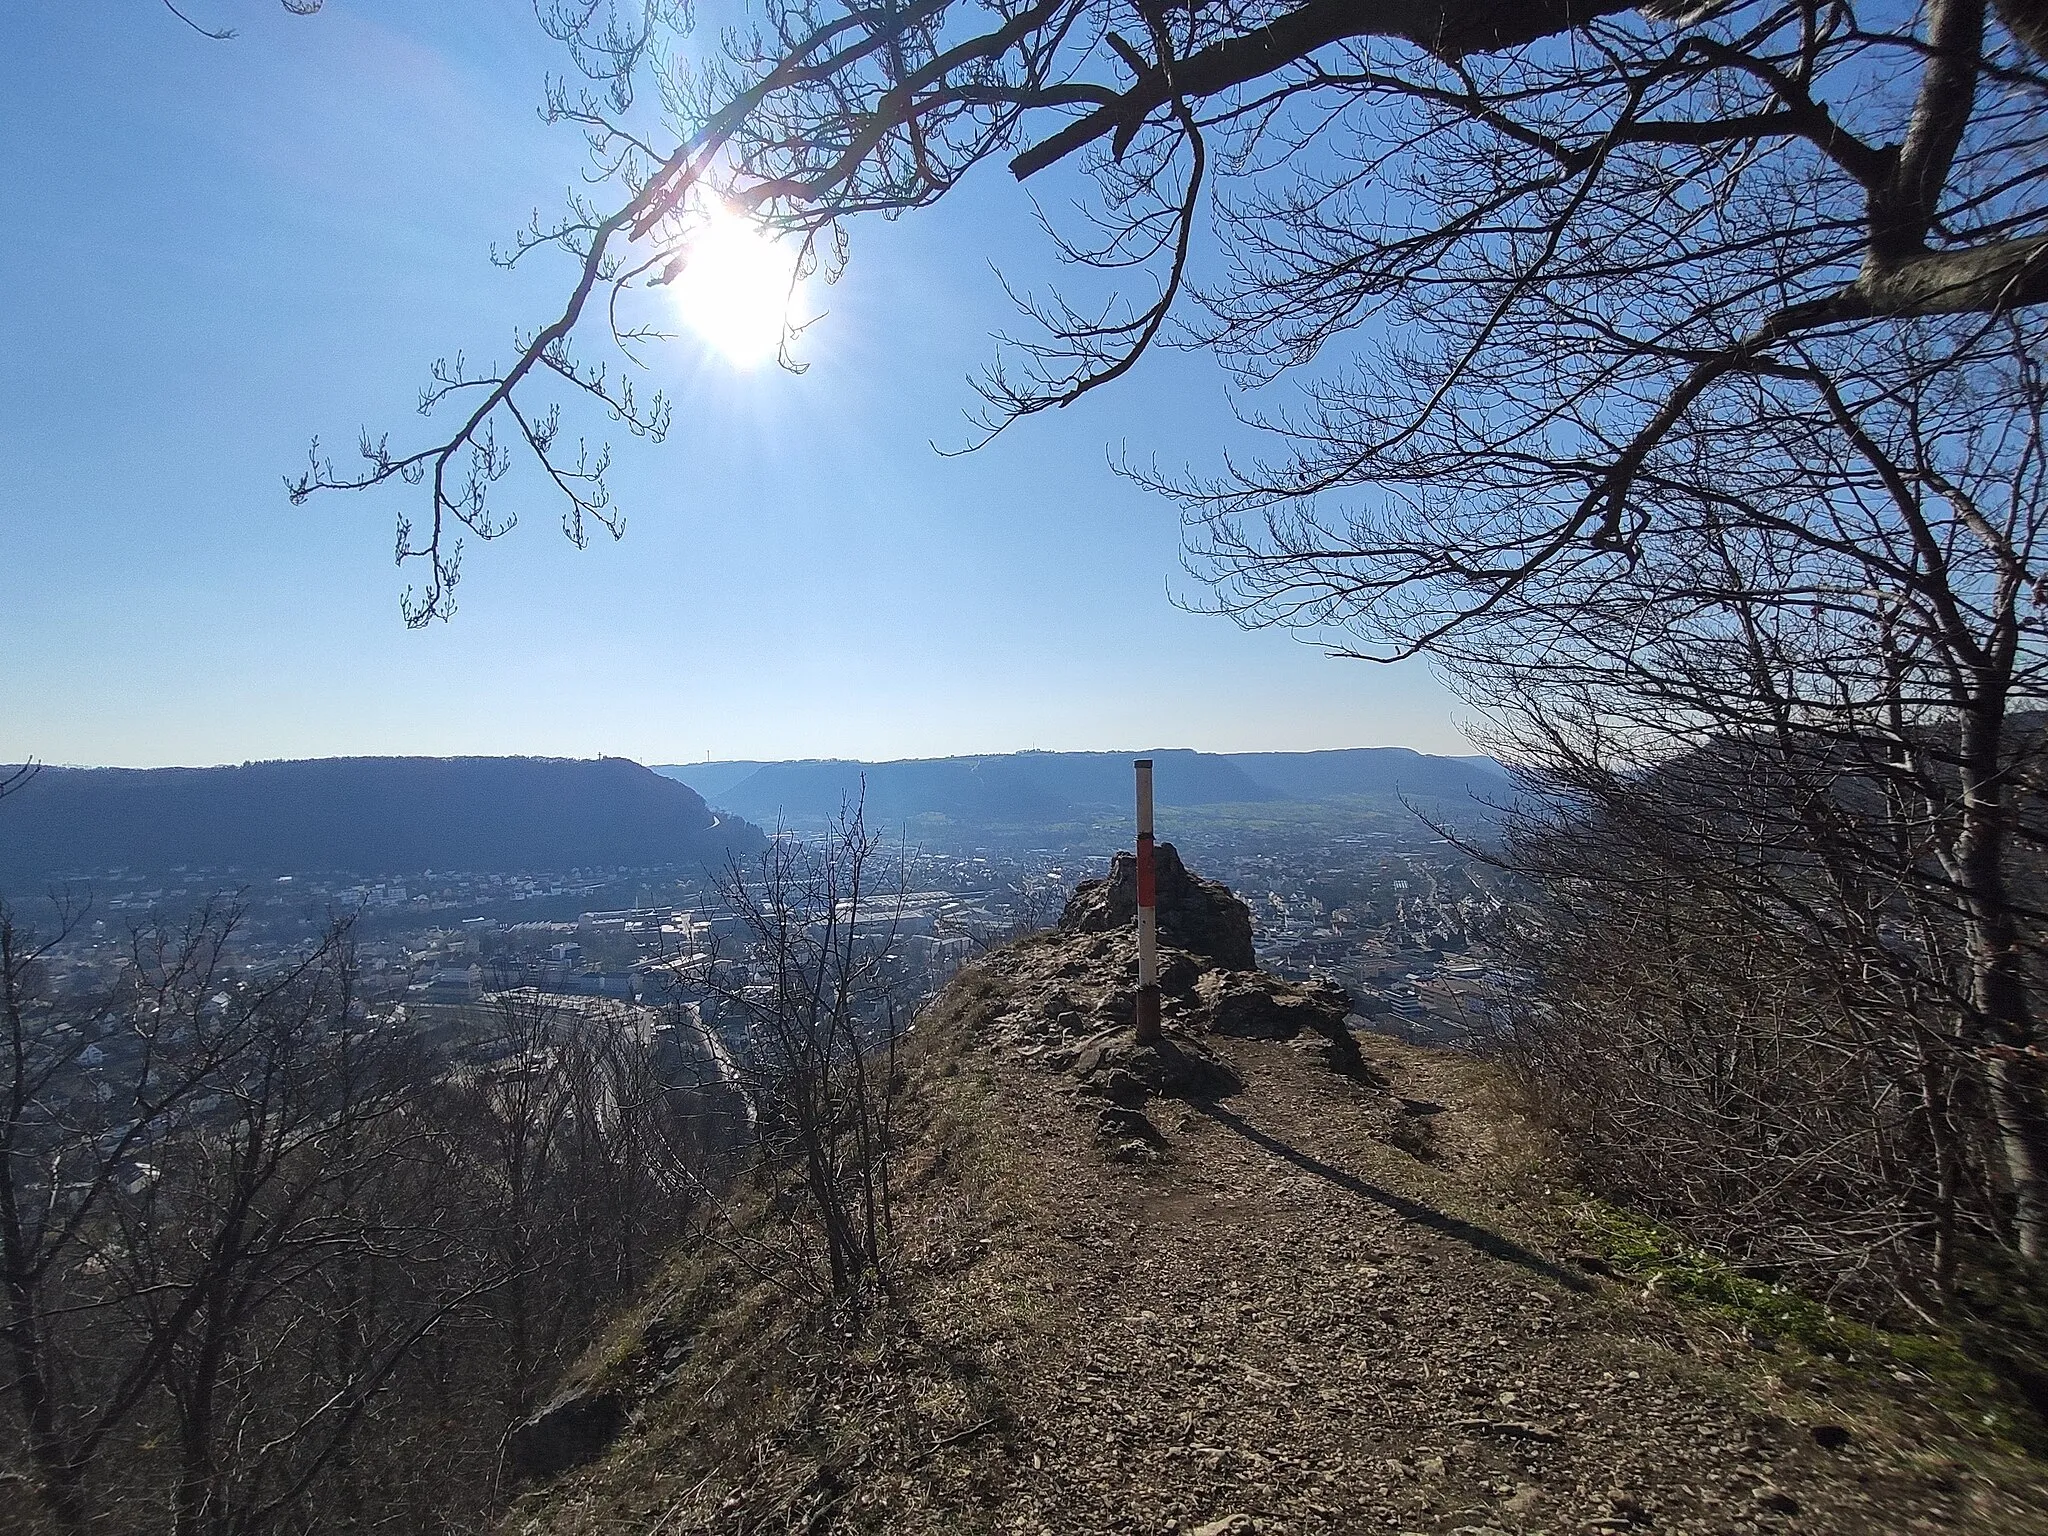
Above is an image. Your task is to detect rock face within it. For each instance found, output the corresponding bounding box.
[1195,969,1351,1042]
[1057,841,1257,970]
[507,1386,627,1481]
[937,848,1372,1164]
[1194,969,1367,1078]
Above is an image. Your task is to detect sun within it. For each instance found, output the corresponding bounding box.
[663,211,799,369]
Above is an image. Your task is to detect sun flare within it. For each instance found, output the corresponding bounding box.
[663,211,799,369]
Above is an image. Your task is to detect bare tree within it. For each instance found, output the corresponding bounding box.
[704,805,909,1307]
[161,0,323,43]
[0,894,728,1534]
[0,762,36,803]
[118,940,478,1536]
[425,986,703,1428]
[298,3,2048,636]
[0,900,267,1531]
[0,904,469,1533]
[1498,806,1946,1302]
[1470,326,2048,1283]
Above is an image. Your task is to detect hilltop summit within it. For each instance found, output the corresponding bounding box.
[503,853,2047,1536]
[1057,840,1257,970]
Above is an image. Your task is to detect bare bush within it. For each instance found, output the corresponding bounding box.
[704,805,910,1309]
[0,904,467,1533]
[430,987,701,1420]
[1494,695,2048,1311]
[1500,802,1975,1310]
[0,900,712,1534]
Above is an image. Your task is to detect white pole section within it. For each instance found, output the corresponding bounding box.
[1135,757,1160,1045]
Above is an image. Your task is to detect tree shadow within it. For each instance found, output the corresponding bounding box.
[1188,1100,1594,1294]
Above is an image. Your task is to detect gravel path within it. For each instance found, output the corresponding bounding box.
[895,1027,2048,1536]
[513,980,2048,1536]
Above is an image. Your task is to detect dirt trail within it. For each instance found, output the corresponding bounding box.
[514,980,2048,1536]
[901,1029,2048,1536]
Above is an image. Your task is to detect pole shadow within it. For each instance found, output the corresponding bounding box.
[1188,1099,1594,1294]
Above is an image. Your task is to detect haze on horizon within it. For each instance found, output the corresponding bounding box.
[24,741,1484,775]
[0,4,1468,771]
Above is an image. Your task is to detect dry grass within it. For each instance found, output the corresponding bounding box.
[504,959,2048,1536]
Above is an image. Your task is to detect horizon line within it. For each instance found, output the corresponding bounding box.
[9,744,1493,773]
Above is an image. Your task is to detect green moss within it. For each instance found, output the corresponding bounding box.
[1571,1200,2039,1449]
[1574,1202,1859,1351]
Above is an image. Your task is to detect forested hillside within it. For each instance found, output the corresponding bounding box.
[0,757,762,884]
[657,748,1511,829]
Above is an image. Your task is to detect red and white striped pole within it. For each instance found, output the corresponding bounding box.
[1135,757,1161,1045]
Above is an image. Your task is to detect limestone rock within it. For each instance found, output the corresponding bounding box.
[1197,969,1318,1039]
[1095,1104,1166,1155]
[507,1385,627,1481]
[1076,1031,1242,1103]
[1058,842,1256,970]
[1193,969,1370,1079]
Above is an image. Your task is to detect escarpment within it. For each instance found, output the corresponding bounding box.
[971,841,1372,1158]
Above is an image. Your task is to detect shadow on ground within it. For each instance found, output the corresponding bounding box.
[1191,1098,1594,1293]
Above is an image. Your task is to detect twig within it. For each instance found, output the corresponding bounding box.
[905,1414,1000,1469]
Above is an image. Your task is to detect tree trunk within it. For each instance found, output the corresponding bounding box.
[1954,699,2048,1259]
[2,1298,86,1533]
[2,926,87,1535]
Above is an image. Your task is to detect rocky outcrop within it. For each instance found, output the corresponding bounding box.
[507,1385,627,1481]
[950,849,1373,1156]
[1196,968,1367,1076]
[1196,968,1347,1040]
[1057,841,1256,970]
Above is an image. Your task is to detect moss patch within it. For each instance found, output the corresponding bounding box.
[1571,1199,2043,1451]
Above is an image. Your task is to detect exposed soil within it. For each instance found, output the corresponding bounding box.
[511,956,2048,1536]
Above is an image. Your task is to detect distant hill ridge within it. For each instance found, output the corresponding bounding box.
[655,747,1509,827]
[0,757,764,884]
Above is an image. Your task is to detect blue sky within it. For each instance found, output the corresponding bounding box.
[0,1,1467,768]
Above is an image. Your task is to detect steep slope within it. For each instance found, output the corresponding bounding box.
[658,760,780,801]
[0,757,763,883]
[508,860,2047,1536]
